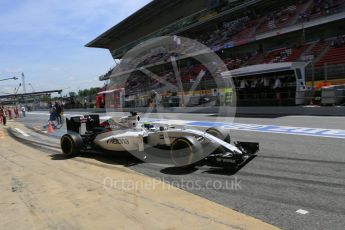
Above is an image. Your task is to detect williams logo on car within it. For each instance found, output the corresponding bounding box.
[106,138,130,145]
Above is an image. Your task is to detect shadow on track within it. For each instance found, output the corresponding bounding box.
[50,150,143,168]
[159,156,256,176]
[201,155,256,176]
[160,166,199,175]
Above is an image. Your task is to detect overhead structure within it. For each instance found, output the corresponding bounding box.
[0,76,18,82]
[0,89,62,99]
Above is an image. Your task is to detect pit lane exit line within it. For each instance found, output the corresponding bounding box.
[144,119,345,139]
[14,128,30,137]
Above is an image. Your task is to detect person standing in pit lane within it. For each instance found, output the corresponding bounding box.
[49,103,57,122]
[55,101,62,125]
[14,106,19,118]
[0,106,7,126]
[21,106,26,117]
[8,107,13,120]
[0,106,3,124]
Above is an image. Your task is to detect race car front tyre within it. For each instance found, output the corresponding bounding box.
[206,126,231,143]
[170,136,202,167]
[60,133,84,157]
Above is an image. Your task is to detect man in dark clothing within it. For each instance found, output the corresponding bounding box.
[0,107,7,126]
[0,107,3,124]
[55,102,62,125]
[49,104,57,122]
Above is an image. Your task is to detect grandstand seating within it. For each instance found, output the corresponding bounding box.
[231,27,253,41]
[119,37,345,98]
[286,45,308,62]
[257,2,305,34]
[305,40,329,58]
[224,58,244,70]
[246,52,263,65]
[102,0,345,87]
[198,0,345,49]
[230,18,261,42]
[299,0,345,22]
[261,45,308,64]
[316,44,345,66]
[90,0,345,108]
[118,0,345,70]
[262,48,289,63]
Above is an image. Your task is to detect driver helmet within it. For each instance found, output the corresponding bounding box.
[143,122,155,130]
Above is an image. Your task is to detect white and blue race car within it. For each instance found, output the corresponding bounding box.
[60,112,259,168]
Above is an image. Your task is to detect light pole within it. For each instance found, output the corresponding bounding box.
[21,73,26,94]
[20,73,27,108]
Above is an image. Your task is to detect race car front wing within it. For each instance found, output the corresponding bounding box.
[201,141,259,168]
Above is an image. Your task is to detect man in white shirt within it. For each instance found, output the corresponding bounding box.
[240,79,248,89]
[273,78,282,89]
[272,77,282,101]
[238,79,249,101]
[260,77,270,87]
[21,106,26,117]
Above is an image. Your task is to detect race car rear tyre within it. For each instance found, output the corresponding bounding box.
[60,134,83,157]
[170,136,202,167]
[206,126,231,143]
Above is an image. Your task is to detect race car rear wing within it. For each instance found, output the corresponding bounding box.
[66,115,100,134]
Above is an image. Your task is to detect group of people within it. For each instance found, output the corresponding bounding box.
[0,105,26,126]
[236,75,296,101]
[331,35,345,48]
[201,15,251,46]
[49,101,63,125]
[299,0,338,22]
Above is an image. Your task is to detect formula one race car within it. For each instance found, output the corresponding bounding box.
[60,112,259,169]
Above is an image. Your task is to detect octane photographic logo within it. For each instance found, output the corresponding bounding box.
[105,35,237,166]
[103,177,242,192]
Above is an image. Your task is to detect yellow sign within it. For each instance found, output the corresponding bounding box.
[223,88,233,105]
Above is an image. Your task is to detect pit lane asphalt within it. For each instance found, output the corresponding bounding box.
[11,112,345,230]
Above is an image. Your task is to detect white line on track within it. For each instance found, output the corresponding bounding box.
[296,209,309,215]
[15,128,30,137]
[287,115,345,119]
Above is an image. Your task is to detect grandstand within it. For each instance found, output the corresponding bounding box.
[87,0,345,107]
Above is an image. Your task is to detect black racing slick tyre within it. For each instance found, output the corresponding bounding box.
[206,126,231,143]
[60,134,84,157]
[170,136,202,167]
